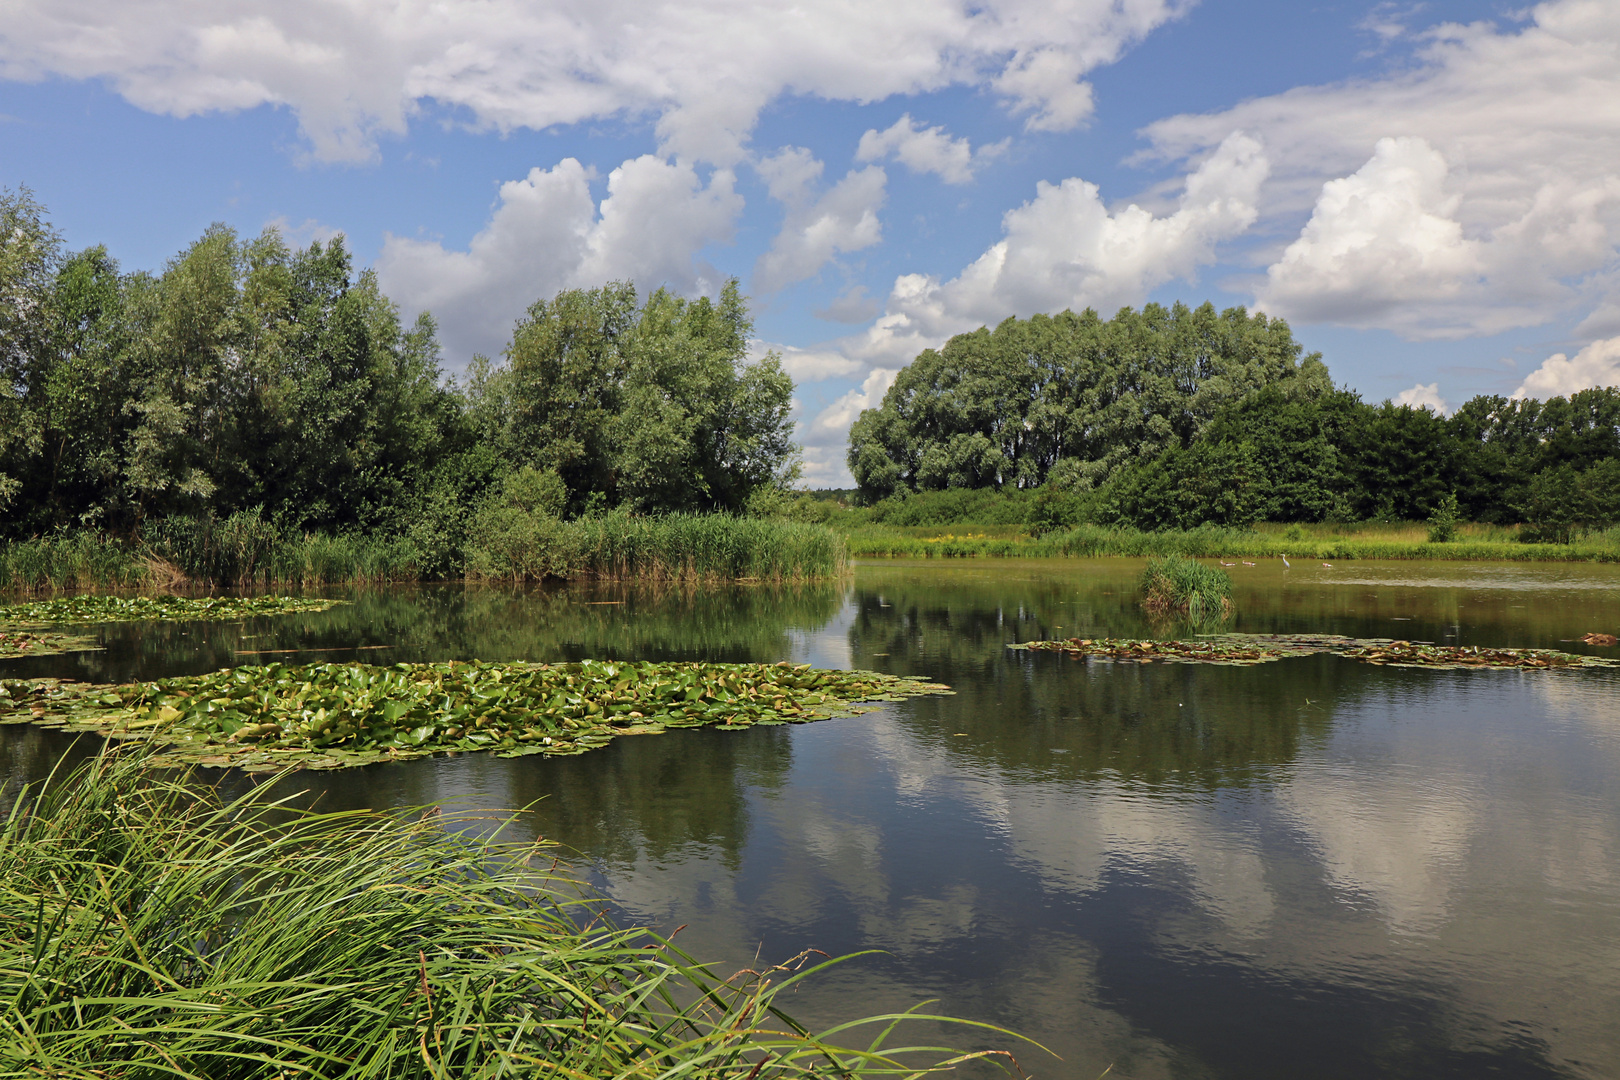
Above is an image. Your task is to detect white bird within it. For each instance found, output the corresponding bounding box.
[1280,554,1291,568]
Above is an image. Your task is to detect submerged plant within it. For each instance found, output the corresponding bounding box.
[0,750,1025,1077]
[0,659,954,771]
[1138,555,1233,622]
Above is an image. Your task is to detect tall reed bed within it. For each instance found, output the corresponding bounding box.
[570,513,847,581]
[467,511,848,583]
[0,750,1013,1078]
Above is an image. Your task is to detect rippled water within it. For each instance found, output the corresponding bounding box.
[5,559,1620,1079]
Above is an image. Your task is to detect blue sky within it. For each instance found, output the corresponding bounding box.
[4,0,1619,484]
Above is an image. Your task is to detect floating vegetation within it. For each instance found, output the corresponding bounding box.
[1139,555,1233,622]
[0,628,102,661]
[0,659,953,771]
[1011,634,1620,671]
[0,593,342,628]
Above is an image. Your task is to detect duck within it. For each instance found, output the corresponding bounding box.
[1321,562,1333,568]
[1241,561,1256,566]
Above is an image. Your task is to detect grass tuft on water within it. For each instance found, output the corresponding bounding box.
[0,749,1024,1078]
[0,660,955,771]
[1139,555,1233,622]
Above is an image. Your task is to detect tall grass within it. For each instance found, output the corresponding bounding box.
[843,521,1620,563]
[0,750,1017,1078]
[467,511,848,582]
[1139,554,1233,623]
[0,513,848,592]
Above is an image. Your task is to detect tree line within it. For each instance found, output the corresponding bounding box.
[0,188,799,573]
[847,304,1620,540]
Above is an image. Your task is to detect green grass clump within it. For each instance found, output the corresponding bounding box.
[0,750,1019,1078]
[1139,555,1233,621]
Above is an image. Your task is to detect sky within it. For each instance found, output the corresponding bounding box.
[4,0,1620,486]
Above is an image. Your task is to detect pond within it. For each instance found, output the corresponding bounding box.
[4,558,1620,1079]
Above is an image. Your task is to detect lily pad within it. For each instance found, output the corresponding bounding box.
[0,629,102,661]
[1010,634,1620,671]
[0,659,954,772]
[0,594,343,629]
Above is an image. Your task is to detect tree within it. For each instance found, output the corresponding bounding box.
[847,301,1329,502]
[502,280,797,513]
[0,186,62,513]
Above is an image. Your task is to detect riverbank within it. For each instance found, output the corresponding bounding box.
[843,521,1620,562]
[0,513,848,592]
[1,750,1008,1077]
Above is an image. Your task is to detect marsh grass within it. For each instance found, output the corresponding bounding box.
[844,521,1620,563]
[1139,555,1233,623]
[0,514,847,593]
[470,511,848,583]
[0,749,1022,1078]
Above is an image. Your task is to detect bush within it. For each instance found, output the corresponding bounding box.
[1427,492,1461,543]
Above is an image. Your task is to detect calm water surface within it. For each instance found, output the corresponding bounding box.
[5,558,1620,1079]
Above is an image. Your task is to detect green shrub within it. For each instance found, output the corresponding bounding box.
[1427,492,1461,543]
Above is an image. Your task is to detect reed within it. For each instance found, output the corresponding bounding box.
[469,511,848,582]
[1139,555,1233,621]
[0,749,1018,1078]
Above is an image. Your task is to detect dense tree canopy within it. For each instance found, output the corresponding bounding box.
[849,300,1620,537]
[0,189,800,553]
[848,302,1331,499]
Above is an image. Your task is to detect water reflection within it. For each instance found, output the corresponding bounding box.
[4,560,1620,1078]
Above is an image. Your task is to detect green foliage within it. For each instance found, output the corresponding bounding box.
[4,659,952,770]
[1138,555,1233,622]
[498,281,798,514]
[0,593,337,627]
[0,197,806,578]
[847,301,1328,501]
[0,750,1009,1076]
[1427,492,1461,543]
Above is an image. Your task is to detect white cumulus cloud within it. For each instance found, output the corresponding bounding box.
[854,114,1003,184]
[1394,382,1449,414]
[1513,336,1620,400]
[1140,0,1620,339]
[799,366,900,486]
[0,0,1192,163]
[848,130,1268,367]
[375,155,740,364]
[752,148,886,294]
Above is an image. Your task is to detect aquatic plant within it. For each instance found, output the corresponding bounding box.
[1009,634,1620,671]
[0,594,342,628]
[0,629,102,661]
[0,749,1021,1077]
[0,659,953,771]
[477,511,849,582]
[1139,555,1233,621]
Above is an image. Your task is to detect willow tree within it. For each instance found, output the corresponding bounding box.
[499,279,798,514]
[847,301,1330,501]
